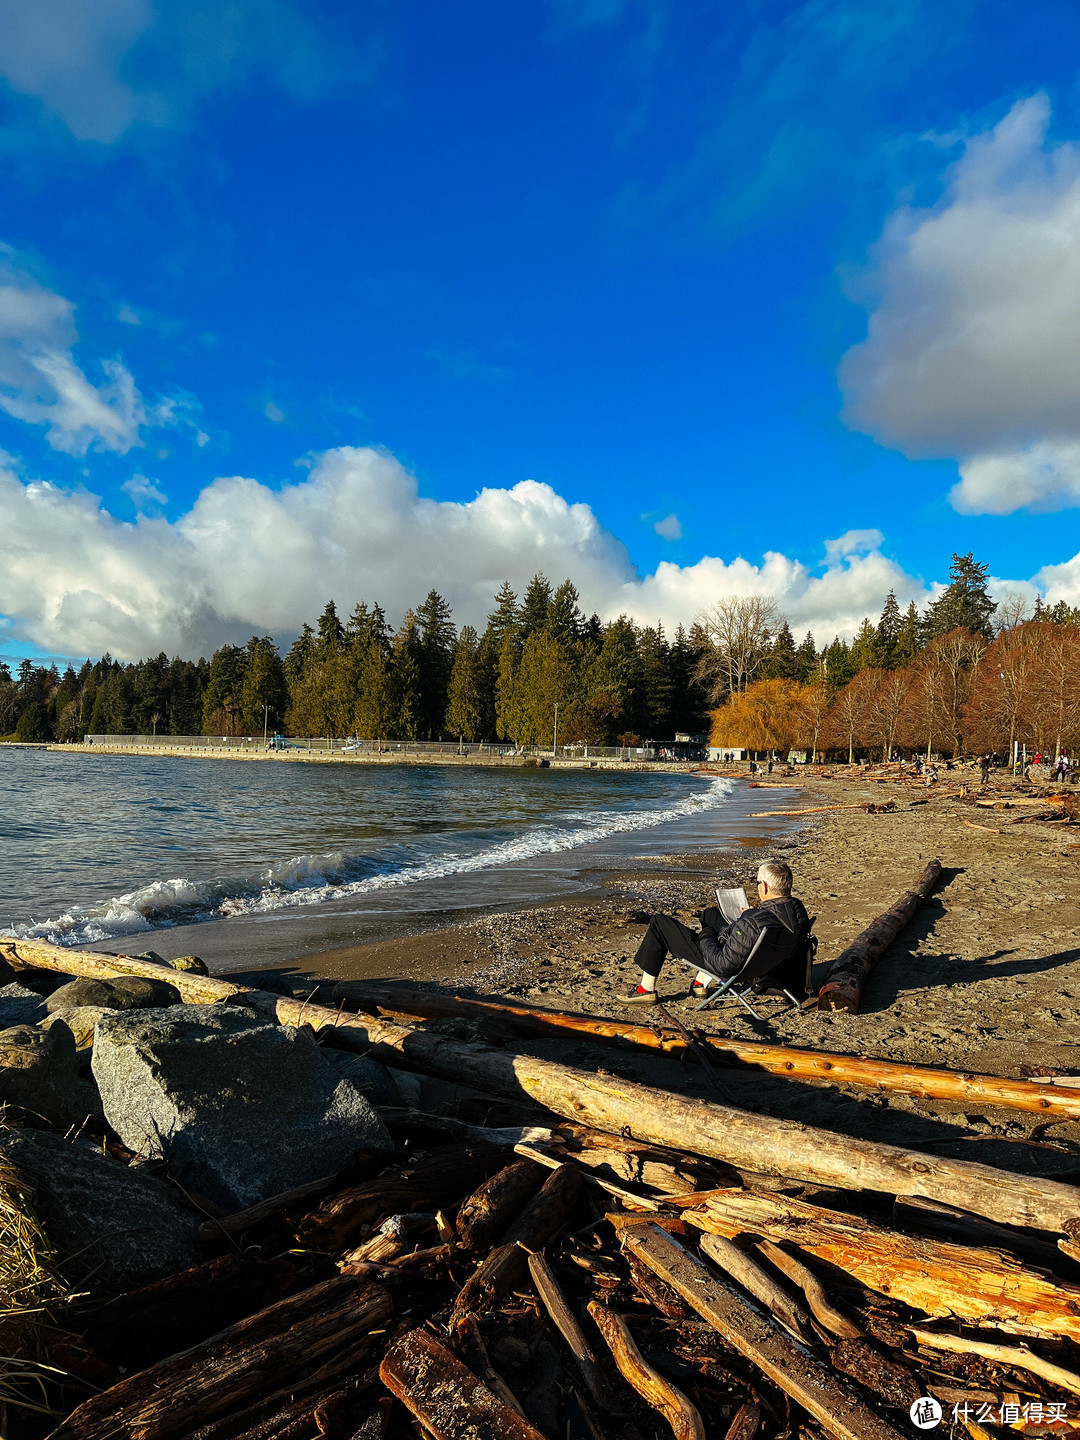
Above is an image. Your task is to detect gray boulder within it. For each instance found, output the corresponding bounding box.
[42,1005,118,1054]
[45,975,182,1014]
[321,1047,400,1105]
[0,982,47,1028]
[0,1023,85,1124]
[92,1006,392,1209]
[0,1126,199,1290]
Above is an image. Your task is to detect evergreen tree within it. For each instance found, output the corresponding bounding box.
[668,624,708,733]
[764,621,797,680]
[924,553,997,640]
[822,637,854,692]
[202,645,247,734]
[546,579,583,645]
[478,583,520,740]
[388,614,422,739]
[415,589,456,738]
[581,613,603,647]
[637,624,673,737]
[519,573,553,639]
[316,601,345,656]
[877,591,901,667]
[445,626,482,741]
[849,618,880,673]
[240,636,289,734]
[794,632,817,683]
[284,624,316,686]
[894,600,922,667]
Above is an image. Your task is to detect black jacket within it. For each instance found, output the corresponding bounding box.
[700,896,811,984]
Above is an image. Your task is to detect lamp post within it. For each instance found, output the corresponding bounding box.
[263,704,270,742]
[553,703,559,757]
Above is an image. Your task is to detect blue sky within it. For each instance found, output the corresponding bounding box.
[3,0,1080,662]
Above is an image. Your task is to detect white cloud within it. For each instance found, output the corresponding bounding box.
[264,401,286,424]
[0,443,942,660]
[823,529,884,564]
[121,473,166,510]
[0,0,342,144]
[653,513,682,541]
[841,95,1080,515]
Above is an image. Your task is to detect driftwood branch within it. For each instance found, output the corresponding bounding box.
[380,1327,549,1440]
[587,1301,705,1440]
[527,1250,616,1411]
[696,1233,811,1338]
[755,1239,862,1340]
[910,1328,1080,1398]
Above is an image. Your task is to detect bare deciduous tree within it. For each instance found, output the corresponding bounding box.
[695,595,780,701]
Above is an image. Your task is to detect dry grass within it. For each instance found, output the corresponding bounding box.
[0,1126,68,1417]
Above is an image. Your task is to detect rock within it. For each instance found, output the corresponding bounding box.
[386,1067,423,1107]
[322,1048,399,1105]
[42,1005,118,1053]
[234,971,296,996]
[168,956,209,975]
[0,1126,200,1290]
[92,1007,393,1209]
[132,950,168,966]
[45,975,182,1014]
[0,954,17,987]
[0,982,47,1028]
[0,1023,85,1124]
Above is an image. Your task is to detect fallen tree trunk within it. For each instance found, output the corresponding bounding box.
[332,984,1080,1122]
[8,938,1080,1234]
[622,1225,904,1440]
[380,1327,549,1440]
[678,1188,1080,1341]
[48,1276,392,1440]
[457,1157,548,1250]
[817,859,943,1012]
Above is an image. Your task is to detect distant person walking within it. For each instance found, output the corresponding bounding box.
[1057,754,1069,782]
[980,753,991,788]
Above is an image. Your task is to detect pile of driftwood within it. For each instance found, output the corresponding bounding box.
[5,939,1080,1440]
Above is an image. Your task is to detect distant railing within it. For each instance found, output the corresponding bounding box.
[81,735,674,762]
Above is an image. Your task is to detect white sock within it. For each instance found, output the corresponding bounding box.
[695,970,713,987]
[638,973,656,992]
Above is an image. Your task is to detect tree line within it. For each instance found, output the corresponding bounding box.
[3,553,1077,756]
[709,554,1080,762]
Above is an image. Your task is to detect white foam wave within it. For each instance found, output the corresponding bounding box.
[12,777,734,947]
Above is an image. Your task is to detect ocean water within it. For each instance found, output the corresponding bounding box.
[0,748,750,955]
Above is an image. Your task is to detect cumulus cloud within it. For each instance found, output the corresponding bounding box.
[653,513,682,540]
[0,444,940,660]
[841,95,1080,515]
[121,473,166,510]
[0,0,343,144]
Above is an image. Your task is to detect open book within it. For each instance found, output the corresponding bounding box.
[715,886,750,924]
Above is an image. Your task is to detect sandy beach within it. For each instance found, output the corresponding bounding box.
[267,765,1080,1182]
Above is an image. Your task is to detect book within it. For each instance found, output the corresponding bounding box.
[716,886,750,924]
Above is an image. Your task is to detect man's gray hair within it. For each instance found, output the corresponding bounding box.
[757,858,793,895]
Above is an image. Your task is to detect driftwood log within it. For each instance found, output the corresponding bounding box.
[457,1158,548,1250]
[679,1188,1080,1340]
[909,1328,1080,1398]
[528,1251,616,1410]
[587,1301,705,1440]
[48,1276,392,1440]
[7,938,1080,1234]
[381,1327,549,1440]
[817,859,943,1012]
[331,983,1080,1122]
[622,1224,905,1440]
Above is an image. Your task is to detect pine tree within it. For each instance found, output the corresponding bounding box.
[240,636,289,734]
[284,624,316,687]
[415,589,456,738]
[765,621,797,680]
[477,583,520,740]
[877,591,901,667]
[546,579,583,645]
[794,632,817,683]
[316,601,345,656]
[388,614,422,740]
[894,600,922,667]
[445,626,482,741]
[202,645,247,734]
[923,553,997,640]
[822,637,854,692]
[637,624,673,737]
[519,573,553,639]
[849,618,880,673]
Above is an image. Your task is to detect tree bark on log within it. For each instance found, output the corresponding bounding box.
[817,860,943,1012]
[331,983,1080,1122]
[48,1276,392,1440]
[198,1173,338,1247]
[621,1224,905,1440]
[679,1188,1080,1341]
[587,1302,705,1440]
[9,937,1080,1235]
[457,1158,548,1250]
[380,1326,550,1440]
[451,1162,582,1319]
[696,1233,811,1338]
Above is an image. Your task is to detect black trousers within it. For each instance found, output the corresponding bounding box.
[634,913,709,980]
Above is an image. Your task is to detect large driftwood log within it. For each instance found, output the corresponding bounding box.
[587,1301,705,1440]
[451,1162,582,1318]
[622,1224,904,1440]
[48,1276,392,1440]
[380,1326,549,1440]
[335,985,1080,1122]
[8,938,1080,1234]
[817,860,943,1012]
[457,1158,547,1250]
[679,1188,1080,1341]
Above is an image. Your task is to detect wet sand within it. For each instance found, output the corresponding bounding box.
[270,764,1080,1182]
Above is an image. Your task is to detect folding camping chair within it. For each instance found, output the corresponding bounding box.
[690,924,806,1020]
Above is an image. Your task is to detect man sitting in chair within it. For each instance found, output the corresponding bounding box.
[622,858,810,1005]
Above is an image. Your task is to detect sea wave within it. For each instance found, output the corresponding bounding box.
[11,776,734,947]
